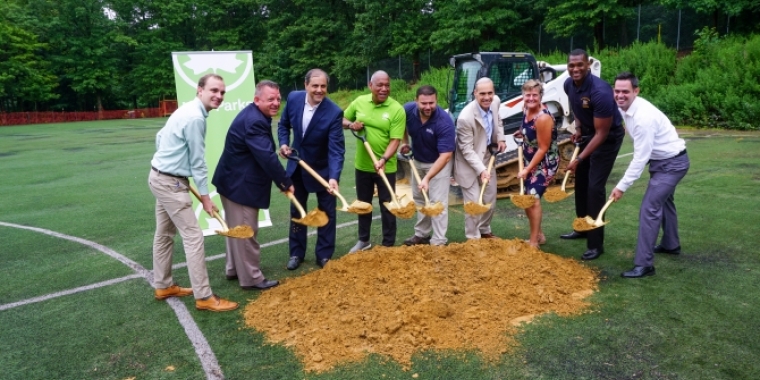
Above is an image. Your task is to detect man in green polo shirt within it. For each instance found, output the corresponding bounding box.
[343,70,406,252]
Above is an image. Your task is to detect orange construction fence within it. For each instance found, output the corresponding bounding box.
[0,107,165,126]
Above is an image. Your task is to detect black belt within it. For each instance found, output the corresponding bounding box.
[151,166,188,180]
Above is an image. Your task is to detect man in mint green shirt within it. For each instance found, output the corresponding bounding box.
[343,70,406,252]
[148,73,238,312]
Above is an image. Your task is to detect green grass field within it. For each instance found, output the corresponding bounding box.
[1,118,759,380]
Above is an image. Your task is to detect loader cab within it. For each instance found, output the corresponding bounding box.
[448,52,540,126]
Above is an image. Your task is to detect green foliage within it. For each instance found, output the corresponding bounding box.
[431,0,525,53]
[538,0,633,49]
[0,1,58,109]
[593,41,677,100]
[661,34,760,129]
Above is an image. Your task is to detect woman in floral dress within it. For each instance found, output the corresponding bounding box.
[515,80,559,248]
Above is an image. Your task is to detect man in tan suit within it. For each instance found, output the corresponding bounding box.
[454,78,507,240]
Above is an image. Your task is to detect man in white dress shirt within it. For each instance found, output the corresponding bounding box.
[611,72,690,278]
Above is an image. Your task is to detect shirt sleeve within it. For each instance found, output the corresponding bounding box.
[389,106,406,139]
[436,115,456,153]
[185,116,210,194]
[277,102,292,147]
[591,82,616,119]
[344,100,357,122]
[616,119,654,192]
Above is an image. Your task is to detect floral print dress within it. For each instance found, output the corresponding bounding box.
[521,108,559,197]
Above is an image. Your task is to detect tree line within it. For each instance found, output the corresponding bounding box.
[1,0,759,113]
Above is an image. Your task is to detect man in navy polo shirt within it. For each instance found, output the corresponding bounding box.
[400,85,456,246]
[562,49,625,261]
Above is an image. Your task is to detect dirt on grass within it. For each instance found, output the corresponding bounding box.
[244,239,599,372]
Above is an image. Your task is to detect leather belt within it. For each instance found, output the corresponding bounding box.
[151,166,188,180]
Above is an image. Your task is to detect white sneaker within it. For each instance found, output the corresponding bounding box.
[349,240,372,253]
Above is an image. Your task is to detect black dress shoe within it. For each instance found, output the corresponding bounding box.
[286,256,303,270]
[225,274,238,281]
[654,244,681,255]
[621,266,656,278]
[317,258,329,268]
[560,231,587,240]
[581,248,604,260]
[241,279,279,290]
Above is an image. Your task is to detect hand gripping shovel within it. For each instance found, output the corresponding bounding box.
[285,192,329,227]
[403,152,444,217]
[188,185,254,239]
[511,137,538,209]
[464,143,499,216]
[572,197,615,232]
[284,149,372,215]
[544,142,579,203]
[352,129,415,219]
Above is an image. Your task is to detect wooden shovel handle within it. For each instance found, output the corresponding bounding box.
[407,157,431,205]
[364,141,400,208]
[517,145,525,195]
[478,154,496,204]
[561,145,580,191]
[285,192,307,218]
[594,198,615,225]
[187,185,228,231]
[296,160,349,209]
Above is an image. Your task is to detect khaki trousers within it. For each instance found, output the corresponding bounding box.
[411,160,452,245]
[148,170,212,299]
[221,196,264,287]
[460,166,497,239]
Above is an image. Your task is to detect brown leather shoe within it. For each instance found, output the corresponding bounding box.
[480,232,499,239]
[154,284,193,300]
[195,295,239,312]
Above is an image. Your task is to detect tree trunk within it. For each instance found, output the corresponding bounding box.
[619,17,628,46]
[412,51,421,83]
[594,21,605,50]
[97,94,103,120]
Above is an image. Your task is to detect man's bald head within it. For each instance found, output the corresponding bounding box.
[474,77,495,111]
[369,70,391,104]
[474,77,494,91]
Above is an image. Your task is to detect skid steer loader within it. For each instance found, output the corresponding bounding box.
[397,52,602,203]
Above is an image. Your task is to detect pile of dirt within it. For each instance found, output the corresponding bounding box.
[217,225,254,238]
[384,200,416,219]
[293,208,328,227]
[463,201,491,215]
[573,217,599,232]
[418,201,444,217]
[511,194,537,209]
[244,239,598,372]
[543,187,571,203]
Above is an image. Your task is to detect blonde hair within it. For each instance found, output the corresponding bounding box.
[521,79,543,97]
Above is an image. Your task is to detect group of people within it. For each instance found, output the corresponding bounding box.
[147,49,690,312]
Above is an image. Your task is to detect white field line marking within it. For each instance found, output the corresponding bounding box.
[0,221,225,380]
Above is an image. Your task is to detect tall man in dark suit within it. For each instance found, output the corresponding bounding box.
[562,49,625,261]
[278,69,345,270]
[212,80,294,290]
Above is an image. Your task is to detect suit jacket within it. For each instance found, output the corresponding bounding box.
[213,103,292,209]
[453,95,505,189]
[277,91,345,193]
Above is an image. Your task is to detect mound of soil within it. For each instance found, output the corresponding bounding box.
[244,239,598,372]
